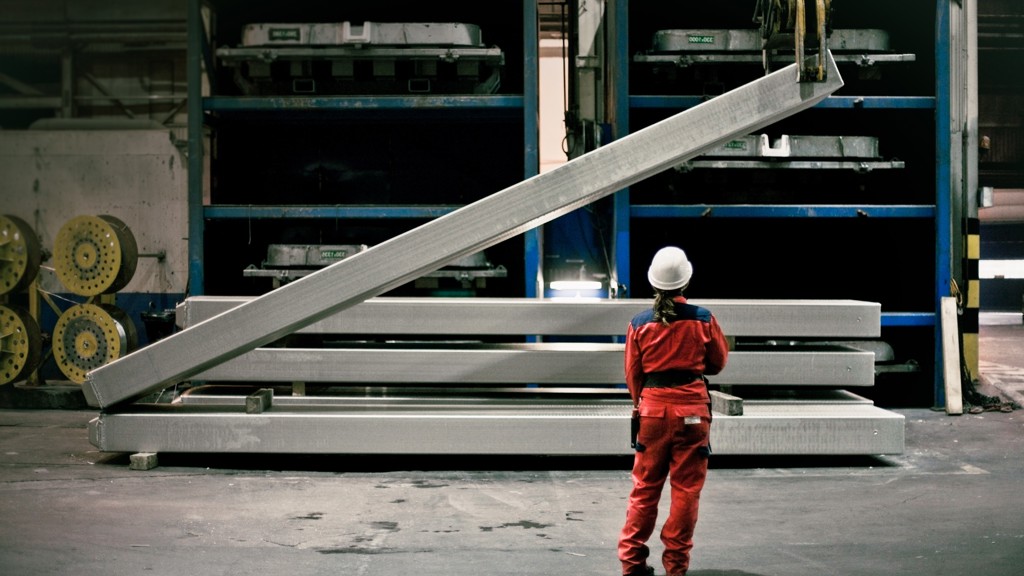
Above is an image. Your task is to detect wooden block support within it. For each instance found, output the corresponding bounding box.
[941,297,964,415]
[711,390,744,416]
[129,452,158,470]
[246,388,273,414]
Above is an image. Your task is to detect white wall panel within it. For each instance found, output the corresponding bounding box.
[0,129,188,294]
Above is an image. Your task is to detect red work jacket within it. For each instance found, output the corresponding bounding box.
[624,296,729,406]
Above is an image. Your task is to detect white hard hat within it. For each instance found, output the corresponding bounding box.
[647,246,693,290]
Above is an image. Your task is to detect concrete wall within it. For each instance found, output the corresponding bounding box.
[1,128,188,298]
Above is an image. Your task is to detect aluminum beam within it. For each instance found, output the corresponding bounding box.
[176,297,881,338]
[84,52,844,409]
[192,345,877,387]
[86,394,904,456]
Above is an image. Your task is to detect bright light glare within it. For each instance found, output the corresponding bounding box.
[550,295,603,302]
[549,280,603,291]
[979,260,1024,279]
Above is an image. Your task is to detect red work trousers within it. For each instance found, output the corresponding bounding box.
[618,400,711,576]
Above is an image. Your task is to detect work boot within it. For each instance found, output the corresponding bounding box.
[624,565,655,576]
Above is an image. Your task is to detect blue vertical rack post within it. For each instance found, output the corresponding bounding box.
[186,0,205,295]
[934,0,953,406]
[612,0,632,298]
[523,1,542,298]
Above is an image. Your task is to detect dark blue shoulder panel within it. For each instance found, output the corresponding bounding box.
[629,303,711,329]
[629,308,657,329]
[674,302,712,323]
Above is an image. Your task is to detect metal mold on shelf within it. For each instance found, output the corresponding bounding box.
[637,28,915,67]
[217,21,504,95]
[677,134,906,171]
[242,245,506,291]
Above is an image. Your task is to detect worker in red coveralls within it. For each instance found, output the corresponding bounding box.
[618,246,730,576]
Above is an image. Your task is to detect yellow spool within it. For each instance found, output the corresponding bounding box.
[54,215,138,296]
[0,215,42,296]
[0,304,42,385]
[53,303,138,384]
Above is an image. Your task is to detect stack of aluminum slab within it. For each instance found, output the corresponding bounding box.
[85,296,903,456]
[83,50,904,457]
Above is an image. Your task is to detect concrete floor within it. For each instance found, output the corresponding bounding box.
[1,320,1022,576]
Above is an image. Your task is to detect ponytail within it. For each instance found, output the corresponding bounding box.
[652,288,681,325]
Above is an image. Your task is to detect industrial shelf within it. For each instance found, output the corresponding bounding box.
[629,95,937,110]
[204,94,525,113]
[629,205,935,218]
[613,0,948,406]
[188,0,541,297]
[203,205,459,220]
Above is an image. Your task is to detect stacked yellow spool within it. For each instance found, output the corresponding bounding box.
[0,215,43,385]
[52,215,139,384]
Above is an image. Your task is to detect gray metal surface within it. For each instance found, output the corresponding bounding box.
[175,297,881,338]
[682,134,905,171]
[218,45,505,64]
[192,344,877,387]
[637,28,915,66]
[649,29,894,53]
[84,52,844,409]
[681,159,904,171]
[238,22,485,47]
[86,395,904,455]
[702,135,881,158]
[264,244,367,267]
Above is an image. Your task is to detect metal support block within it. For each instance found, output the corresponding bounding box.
[711,390,744,416]
[84,52,844,409]
[245,388,273,414]
[129,452,158,470]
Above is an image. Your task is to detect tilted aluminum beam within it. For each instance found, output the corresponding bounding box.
[192,345,877,387]
[84,52,844,409]
[176,297,882,338]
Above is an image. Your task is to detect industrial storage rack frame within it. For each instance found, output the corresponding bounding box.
[608,0,961,407]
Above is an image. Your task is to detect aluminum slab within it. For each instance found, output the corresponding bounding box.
[86,396,904,456]
[217,46,504,64]
[85,52,844,409]
[648,29,893,53]
[175,297,881,339]
[238,22,486,47]
[636,28,915,66]
[192,345,877,387]
[699,134,882,159]
[681,159,904,171]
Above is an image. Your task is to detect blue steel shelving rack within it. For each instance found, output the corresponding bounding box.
[610,0,953,405]
[186,0,542,297]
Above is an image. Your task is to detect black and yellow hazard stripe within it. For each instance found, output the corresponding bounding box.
[961,217,980,382]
